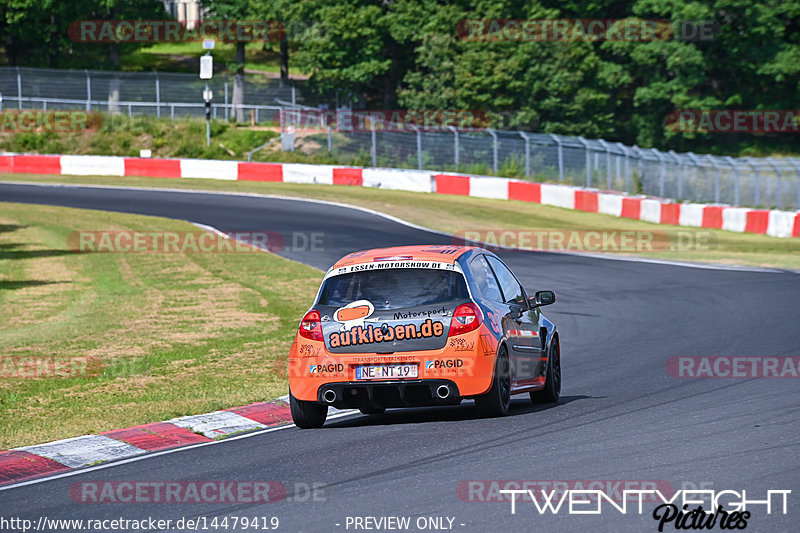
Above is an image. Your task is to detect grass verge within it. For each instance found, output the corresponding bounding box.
[2,174,799,270]
[0,203,321,449]
[122,42,308,77]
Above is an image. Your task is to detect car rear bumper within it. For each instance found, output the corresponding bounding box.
[317,379,462,409]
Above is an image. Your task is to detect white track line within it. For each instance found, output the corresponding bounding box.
[1,180,791,274]
[0,181,790,489]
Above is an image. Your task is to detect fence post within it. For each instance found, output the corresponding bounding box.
[753,162,761,207]
[155,73,161,119]
[786,158,800,210]
[660,152,666,196]
[16,67,22,110]
[636,146,644,194]
[724,156,739,206]
[170,105,174,120]
[85,69,91,112]
[700,155,720,203]
[550,134,564,181]
[224,81,228,117]
[623,145,632,194]
[518,132,530,177]
[327,125,332,153]
[487,129,498,174]
[711,156,720,203]
[448,125,459,170]
[411,125,422,170]
[767,158,783,209]
[685,152,702,201]
[578,136,591,187]
[667,150,681,200]
[598,139,612,189]
[370,121,377,167]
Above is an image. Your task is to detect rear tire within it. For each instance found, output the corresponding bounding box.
[530,339,561,404]
[475,346,511,417]
[359,406,386,415]
[290,392,328,429]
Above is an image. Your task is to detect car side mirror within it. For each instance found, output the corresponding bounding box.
[529,290,556,308]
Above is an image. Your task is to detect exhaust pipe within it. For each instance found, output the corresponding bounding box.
[436,385,450,399]
[322,390,337,404]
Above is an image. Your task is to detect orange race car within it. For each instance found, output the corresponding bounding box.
[287,245,560,428]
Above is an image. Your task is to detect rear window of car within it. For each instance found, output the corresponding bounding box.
[318,268,469,310]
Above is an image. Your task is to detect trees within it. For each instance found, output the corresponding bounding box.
[2,0,797,154]
[1,0,165,68]
[199,0,253,121]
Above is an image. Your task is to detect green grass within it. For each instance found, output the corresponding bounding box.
[0,203,322,448]
[2,174,799,270]
[122,41,307,77]
[0,115,358,166]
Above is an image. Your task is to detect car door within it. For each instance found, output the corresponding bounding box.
[466,254,507,343]
[485,255,542,386]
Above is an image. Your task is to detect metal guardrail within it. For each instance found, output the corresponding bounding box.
[296,122,800,210]
[0,94,284,122]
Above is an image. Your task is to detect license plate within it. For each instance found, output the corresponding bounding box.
[355,364,418,380]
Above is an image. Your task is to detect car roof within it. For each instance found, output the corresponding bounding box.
[330,245,479,269]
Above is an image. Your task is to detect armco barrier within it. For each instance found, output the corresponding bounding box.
[0,154,798,238]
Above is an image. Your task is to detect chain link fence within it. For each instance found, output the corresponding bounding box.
[293,119,800,211]
[0,66,309,121]
[2,66,799,210]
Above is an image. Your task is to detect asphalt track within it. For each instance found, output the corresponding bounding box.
[1,182,799,533]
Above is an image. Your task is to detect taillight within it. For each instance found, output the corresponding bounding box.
[299,310,323,341]
[449,303,482,336]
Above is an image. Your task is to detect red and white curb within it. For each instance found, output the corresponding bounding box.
[1,153,797,238]
[0,397,354,488]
